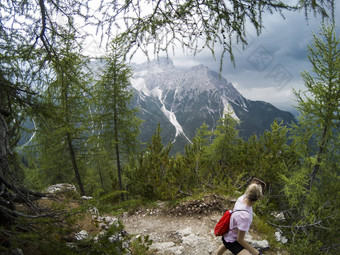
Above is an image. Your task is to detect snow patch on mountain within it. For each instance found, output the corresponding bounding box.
[130,77,150,96]
[153,86,192,144]
[221,97,240,122]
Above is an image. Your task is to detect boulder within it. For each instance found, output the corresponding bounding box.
[74,230,89,241]
[275,229,288,244]
[45,183,76,194]
[271,212,286,222]
[104,216,119,227]
[245,234,269,250]
[82,196,93,200]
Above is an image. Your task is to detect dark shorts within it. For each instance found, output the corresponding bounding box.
[222,237,245,255]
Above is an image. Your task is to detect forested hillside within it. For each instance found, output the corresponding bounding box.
[0,1,339,254]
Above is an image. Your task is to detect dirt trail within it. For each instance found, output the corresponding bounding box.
[122,209,223,254]
[120,195,282,255]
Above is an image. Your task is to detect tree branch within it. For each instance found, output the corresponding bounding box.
[0,204,67,219]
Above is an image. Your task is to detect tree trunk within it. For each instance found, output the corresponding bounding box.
[66,132,85,196]
[0,113,16,228]
[97,160,105,190]
[61,72,85,196]
[309,124,328,189]
[112,59,124,201]
[115,141,124,201]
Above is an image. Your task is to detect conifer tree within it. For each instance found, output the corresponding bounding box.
[179,123,213,192]
[295,25,340,189]
[33,31,90,196]
[92,38,141,200]
[126,124,172,200]
[144,124,172,199]
[282,25,340,254]
[241,121,300,199]
[207,112,244,183]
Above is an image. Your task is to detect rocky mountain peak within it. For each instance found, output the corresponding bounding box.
[190,64,209,71]
[129,58,296,154]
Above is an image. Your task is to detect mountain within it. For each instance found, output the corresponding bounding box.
[130,58,296,153]
[18,58,296,154]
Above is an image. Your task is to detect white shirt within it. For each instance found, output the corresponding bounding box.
[223,195,253,242]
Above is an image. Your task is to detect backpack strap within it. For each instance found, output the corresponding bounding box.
[231,209,249,214]
[229,209,250,230]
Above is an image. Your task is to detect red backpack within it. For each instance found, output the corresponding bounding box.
[214,210,248,236]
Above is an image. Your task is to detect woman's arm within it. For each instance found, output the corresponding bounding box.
[237,230,260,255]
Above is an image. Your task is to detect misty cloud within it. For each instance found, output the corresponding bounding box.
[131,4,340,113]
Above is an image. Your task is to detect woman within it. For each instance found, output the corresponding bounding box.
[216,182,264,255]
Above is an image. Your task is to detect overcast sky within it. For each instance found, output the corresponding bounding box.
[130,4,340,114]
[170,6,340,113]
[82,2,340,114]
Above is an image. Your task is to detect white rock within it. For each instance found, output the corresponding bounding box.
[271,212,286,222]
[82,196,93,200]
[104,216,119,227]
[45,183,76,194]
[99,230,106,236]
[151,242,184,255]
[177,227,192,236]
[108,234,119,243]
[245,234,269,249]
[99,222,106,229]
[93,236,99,243]
[182,234,206,247]
[88,207,99,217]
[275,229,288,244]
[168,246,184,255]
[151,241,176,250]
[75,230,89,241]
[281,236,288,244]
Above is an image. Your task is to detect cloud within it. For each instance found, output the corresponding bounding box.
[130,3,340,111]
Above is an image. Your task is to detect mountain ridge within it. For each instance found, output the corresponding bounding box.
[130,58,296,153]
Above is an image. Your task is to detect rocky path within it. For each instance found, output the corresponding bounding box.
[122,211,222,254]
[38,186,288,255]
[120,195,278,255]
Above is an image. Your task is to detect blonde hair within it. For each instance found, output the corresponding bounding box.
[245,183,263,202]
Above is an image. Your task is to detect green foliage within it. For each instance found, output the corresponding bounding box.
[207,113,244,183]
[174,123,213,195]
[1,1,338,255]
[252,215,280,250]
[279,25,340,255]
[76,224,128,255]
[88,38,141,197]
[26,31,91,195]
[98,191,129,205]
[126,124,173,200]
[287,234,323,255]
[130,235,153,255]
[280,167,309,208]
